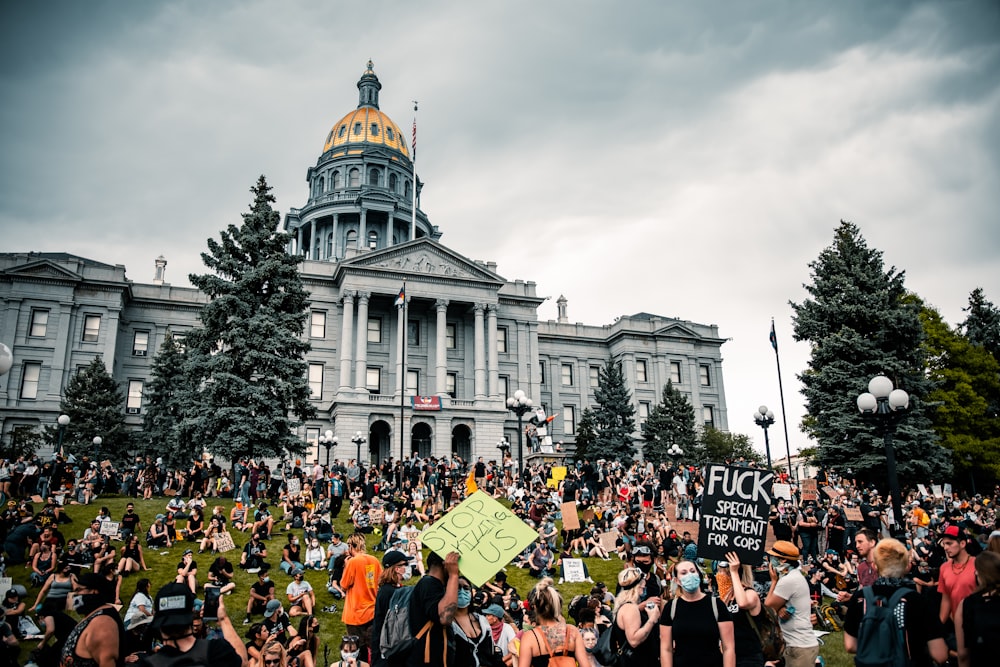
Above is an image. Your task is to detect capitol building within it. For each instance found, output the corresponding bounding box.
[0,63,729,464]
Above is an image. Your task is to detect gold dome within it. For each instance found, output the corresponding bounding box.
[322,107,410,159]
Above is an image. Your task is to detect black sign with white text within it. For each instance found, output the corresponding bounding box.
[697,463,773,566]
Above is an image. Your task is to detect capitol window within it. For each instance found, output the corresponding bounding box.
[338,125,346,138]
[389,173,397,191]
[386,127,395,141]
[353,122,362,135]
[349,169,360,187]
[333,171,342,189]
[346,229,358,247]
[368,168,380,186]
[370,123,379,136]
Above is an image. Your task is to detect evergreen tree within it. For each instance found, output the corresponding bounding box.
[1,426,43,461]
[790,221,950,484]
[920,301,1000,483]
[142,332,196,466]
[183,176,316,461]
[58,356,128,460]
[642,381,700,465]
[699,427,762,465]
[592,360,637,463]
[961,288,1000,361]
[573,408,599,462]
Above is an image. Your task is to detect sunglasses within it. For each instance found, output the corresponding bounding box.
[633,546,651,555]
[342,635,360,643]
[264,660,281,666]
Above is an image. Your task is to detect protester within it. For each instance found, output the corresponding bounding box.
[451,575,497,666]
[659,559,734,667]
[60,573,123,667]
[612,566,661,662]
[722,552,766,667]
[764,541,817,667]
[956,549,1000,667]
[341,532,381,662]
[517,577,589,667]
[406,551,460,667]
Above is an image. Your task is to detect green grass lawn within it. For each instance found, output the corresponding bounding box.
[8,495,854,666]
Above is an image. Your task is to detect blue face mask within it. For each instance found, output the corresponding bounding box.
[679,572,701,593]
[457,590,472,608]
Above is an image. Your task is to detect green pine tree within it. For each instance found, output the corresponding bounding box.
[573,408,599,461]
[57,356,128,460]
[920,300,1000,483]
[642,381,700,465]
[961,287,1000,361]
[699,427,762,466]
[790,221,950,484]
[183,176,316,461]
[592,360,637,464]
[142,332,196,466]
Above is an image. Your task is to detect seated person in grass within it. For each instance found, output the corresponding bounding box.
[183,506,205,542]
[285,567,315,617]
[207,554,236,594]
[253,502,275,539]
[244,565,276,623]
[146,514,172,549]
[229,502,250,532]
[240,532,268,572]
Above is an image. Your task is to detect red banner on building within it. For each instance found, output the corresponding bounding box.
[411,396,442,411]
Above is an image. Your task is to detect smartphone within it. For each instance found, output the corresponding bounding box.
[203,587,220,621]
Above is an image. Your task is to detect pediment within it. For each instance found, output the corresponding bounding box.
[2,260,82,282]
[654,322,702,338]
[340,239,503,283]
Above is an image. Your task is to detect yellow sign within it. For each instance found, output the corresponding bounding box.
[551,466,568,482]
[420,491,538,587]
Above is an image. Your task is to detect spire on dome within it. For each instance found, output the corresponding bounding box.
[357,60,382,109]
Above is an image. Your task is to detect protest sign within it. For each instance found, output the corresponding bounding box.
[582,509,595,523]
[917,483,929,497]
[562,558,587,582]
[551,467,567,483]
[844,507,864,522]
[561,502,580,531]
[0,578,11,599]
[931,484,942,498]
[286,478,302,497]
[100,521,120,538]
[599,529,619,552]
[214,532,236,553]
[420,490,537,586]
[772,483,792,501]
[697,463,773,566]
[943,483,952,498]
[823,486,840,500]
[801,479,818,502]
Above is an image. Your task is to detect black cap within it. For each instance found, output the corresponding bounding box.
[151,583,196,631]
[382,551,414,568]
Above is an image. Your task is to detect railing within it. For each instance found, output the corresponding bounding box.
[450,399,476,407]
[368,394,396,403]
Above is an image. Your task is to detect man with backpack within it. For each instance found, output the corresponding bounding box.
[403,551,460,667]
[139,582,245,667]
[843,538,947,667]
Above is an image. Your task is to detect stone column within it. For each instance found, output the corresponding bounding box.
[435,299,449,396]
[473,303,486,399]
[338,291,356,391]
[309,219,317,259]
[360,209,367,248]
[487,305,499,397]
[297,225,303,257]
[354,292,371,391]
[332,213,340,259]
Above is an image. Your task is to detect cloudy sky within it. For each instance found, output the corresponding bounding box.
[3,1,998,458]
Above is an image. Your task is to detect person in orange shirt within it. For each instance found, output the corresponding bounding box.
[340,532,382,663]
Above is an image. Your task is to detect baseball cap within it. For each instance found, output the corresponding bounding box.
[382,551,413,568]
[265,599,283,615]
[483,604,506,618]
[151,583,196,631]
[940,525,967,542]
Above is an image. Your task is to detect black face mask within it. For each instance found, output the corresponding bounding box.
[635,560,653,574]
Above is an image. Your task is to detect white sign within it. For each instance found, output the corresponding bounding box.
[772,483,792,501]
[943,483,953,498]
[99,521,121,537]
[0,578,11,599]
[917,484,929,497]
[562,558,587,583]
[286,478,301,497]
[931,484,943,498]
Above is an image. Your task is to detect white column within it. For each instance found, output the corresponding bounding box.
[435,299,449,396]
[473,303,486,399]
[332,213,340,259]
[487,305,499,397]
[309,219,317,259]
[296,226,303,257]
[338,291,356,391]
[354,292,370,391]
[396,303,405,394]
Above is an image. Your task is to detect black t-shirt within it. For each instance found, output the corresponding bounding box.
[121,512,141,531]
[251,579,275,604]
[263,611,293,645]
[373,582,398,664]
[844,583,943,667]
[209,559,234,581]
[961,590,1000,666]
[659,595,731,667]
[407,575,451,667]
[140,637,242,667]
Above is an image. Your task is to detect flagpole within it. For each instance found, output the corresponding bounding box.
[400,283,408,462]
[410,101,417,241]
[771,318,796,485]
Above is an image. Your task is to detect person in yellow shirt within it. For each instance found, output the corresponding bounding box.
[340,533,382,663]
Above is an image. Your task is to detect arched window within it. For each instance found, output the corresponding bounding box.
[368,168,380,186]
[389,173,397,192]
[326,233,333,258]
[314,177,324,196]
[338,125,346,138]
[349,169,360,187]
[404,180,411,198]
[332,171,342,189]
[368,230,378,249]
[346,229,358,248]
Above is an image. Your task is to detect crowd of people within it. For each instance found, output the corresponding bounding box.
[0,450,998,667]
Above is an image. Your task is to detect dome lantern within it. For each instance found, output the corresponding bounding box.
[357,59,382,110]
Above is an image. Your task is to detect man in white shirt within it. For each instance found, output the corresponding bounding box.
[765,540,819,667]
[285,567,315,617]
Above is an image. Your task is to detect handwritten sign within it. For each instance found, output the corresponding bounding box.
[931,484,942,498]
[286,478,301,497]
[823,486,840,500]
[100,521,121,537]
[697,464,773,566]
[599,529,619,552]
[214,531,236,553]
[562,558,586,583]
[917,484,929,497]
[772,483,792,501]
[943,484,952,498]
[844,507,864,522]
[561,502,580,531]
[420,491,537,587]
[801,479,818,502]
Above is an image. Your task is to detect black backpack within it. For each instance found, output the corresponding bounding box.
[854,587,911,667]
[379,585,439,667]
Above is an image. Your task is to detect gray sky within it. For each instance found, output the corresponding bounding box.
[3,1,998,458]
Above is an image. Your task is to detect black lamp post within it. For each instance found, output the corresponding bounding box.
[56,414,70,457]
[319,430,337,468]
[857,375,909,534]
[505,390,533,477]
[351,431,367,466]
[667,443,683,465]
[754,405,775,471]
[496,438,511,459]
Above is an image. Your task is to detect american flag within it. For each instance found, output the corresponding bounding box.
[411,101,418,161]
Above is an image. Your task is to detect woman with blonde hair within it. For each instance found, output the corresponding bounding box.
[722,552,765,667]
[611,566,661,664]
[518,577,589,667]
[257,638,288,667]
[659,559,734,667]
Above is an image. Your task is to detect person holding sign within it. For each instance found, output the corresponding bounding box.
[722,552,765,667]
[406,551,460,667]
[659,559,734,667]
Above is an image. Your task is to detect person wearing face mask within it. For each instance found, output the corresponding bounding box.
[659,559,734,667]
[59,573,124,667]
[613,567,662,665]
[763,541,817,667]
[281,534,304,575]
[371,551,411,667]
[628,541,663,599]
[578,627,604,667]
[452,576,498,666]
[304,538,326,570]
[332,635,369,667]
[482,604,516,663]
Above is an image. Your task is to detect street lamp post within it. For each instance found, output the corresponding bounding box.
[56,414,70,457]
[92,436,102,458]
[496,438,511,460]
[319,430,337,468]
[505,390,533,478]
[754,405,775,471]
[667,443,683,465]
[351,431,367,466]
[857,375,909,534]
[0,342,12,376]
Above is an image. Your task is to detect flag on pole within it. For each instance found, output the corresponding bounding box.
[411,110,417,161]
[394,283,406,307]
[769,320,778,352]
[465,469,477,496]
